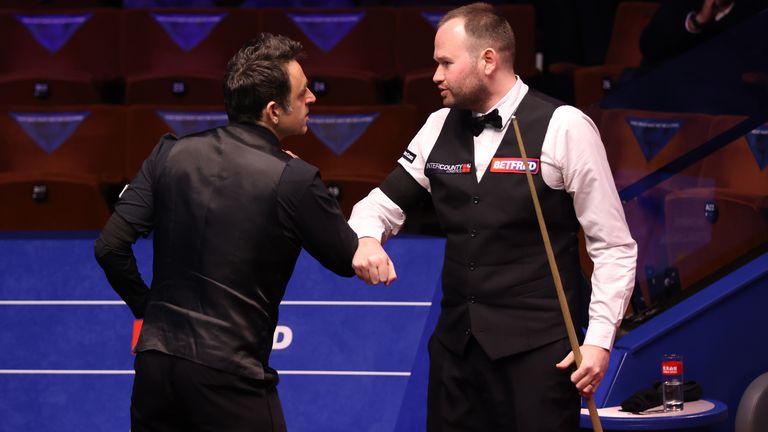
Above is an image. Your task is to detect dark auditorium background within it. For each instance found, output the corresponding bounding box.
[0,0,767,431]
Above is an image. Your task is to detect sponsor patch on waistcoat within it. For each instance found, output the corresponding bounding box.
[489,157,540,174]
[425,162,472,175]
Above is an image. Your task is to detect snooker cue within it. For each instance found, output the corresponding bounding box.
[511,116,604,432]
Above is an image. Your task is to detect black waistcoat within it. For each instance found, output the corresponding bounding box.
[426,91,582,360]
[135,123,301,381]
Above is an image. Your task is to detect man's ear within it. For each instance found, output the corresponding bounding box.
[264,101,280,125]
[481,48,498,75]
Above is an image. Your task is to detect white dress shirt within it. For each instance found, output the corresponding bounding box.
[349,78,637,351]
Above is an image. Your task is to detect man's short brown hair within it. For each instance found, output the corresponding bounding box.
[439,2,516,67]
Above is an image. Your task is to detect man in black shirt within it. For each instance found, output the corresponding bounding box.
[94,33,359,432]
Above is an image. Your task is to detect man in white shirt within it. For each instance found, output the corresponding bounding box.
[349,3,637,431]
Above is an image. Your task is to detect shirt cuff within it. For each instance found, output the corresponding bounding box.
[347,207,385,240]
[583,320,618,351]
[349,225,385,241]
[348,188,405,242]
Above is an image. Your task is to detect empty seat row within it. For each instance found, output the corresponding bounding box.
[0,6,537,109]
[595,108,768,303]
[0,104,421,230]
[548,1,660,108]
[1,0,372,8]
[0,171,112,231]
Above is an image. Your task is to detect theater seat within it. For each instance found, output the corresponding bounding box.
[0,73,107,106]
[301,68,382,106]
[0,0,112,7]
[0,171,110,231]
[402,69,441,124]
[0,9,121,104]
[548,1,659,108]
[260,7,396,106]
[601,109,711,187]
[122,0,218,6]
[282,104,421,216]
[663,116,768,289]
[735,372,768,432]
[0,106,127,184]
[121,8,260,104]
[599,109,712,303]
[126,105,226,179]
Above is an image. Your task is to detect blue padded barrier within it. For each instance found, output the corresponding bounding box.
[0,233,445,432]
[592,251,768,432]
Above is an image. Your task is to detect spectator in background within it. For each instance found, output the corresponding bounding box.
[640,0,768,69]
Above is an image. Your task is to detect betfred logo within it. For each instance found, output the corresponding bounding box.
[489,158,539,174]
[425,162,472,174]
[662,361,683,375]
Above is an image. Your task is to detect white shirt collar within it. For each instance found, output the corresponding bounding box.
[476,76,529,129]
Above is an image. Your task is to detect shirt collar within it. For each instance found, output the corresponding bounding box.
[475,76,528,129]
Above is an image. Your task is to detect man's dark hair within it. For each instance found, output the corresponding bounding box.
[224,33,304,124]
[438,2,516,67]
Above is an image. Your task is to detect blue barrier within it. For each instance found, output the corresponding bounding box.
[0,233,445,432]
[592,251,768,432]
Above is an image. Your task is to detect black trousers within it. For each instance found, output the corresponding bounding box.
[427,336,580,432]
[131,350,286,432]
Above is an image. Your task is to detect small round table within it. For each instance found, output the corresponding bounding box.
[579,399,728,430]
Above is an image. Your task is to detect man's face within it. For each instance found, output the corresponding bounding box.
[432,18,489,111]
[276,60,316,138]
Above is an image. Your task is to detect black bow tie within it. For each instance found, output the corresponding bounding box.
[467,109,503,137]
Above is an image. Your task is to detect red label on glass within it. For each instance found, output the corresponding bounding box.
[662,361,683,375]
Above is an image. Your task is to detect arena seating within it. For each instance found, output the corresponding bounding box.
[0,171,111,230]
[260,7,396,106]
[121,8,260,104]
[0,9,121,104]
[0,105,127,183]
[125,104,226,178]
[663,116,768,288]
[548,1,659,108]
[599,108,712,302]
[281,104,420,216]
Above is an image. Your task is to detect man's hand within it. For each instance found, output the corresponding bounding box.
[556,344,610,398]
[352,237,397,285]
[696,0,734,25]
